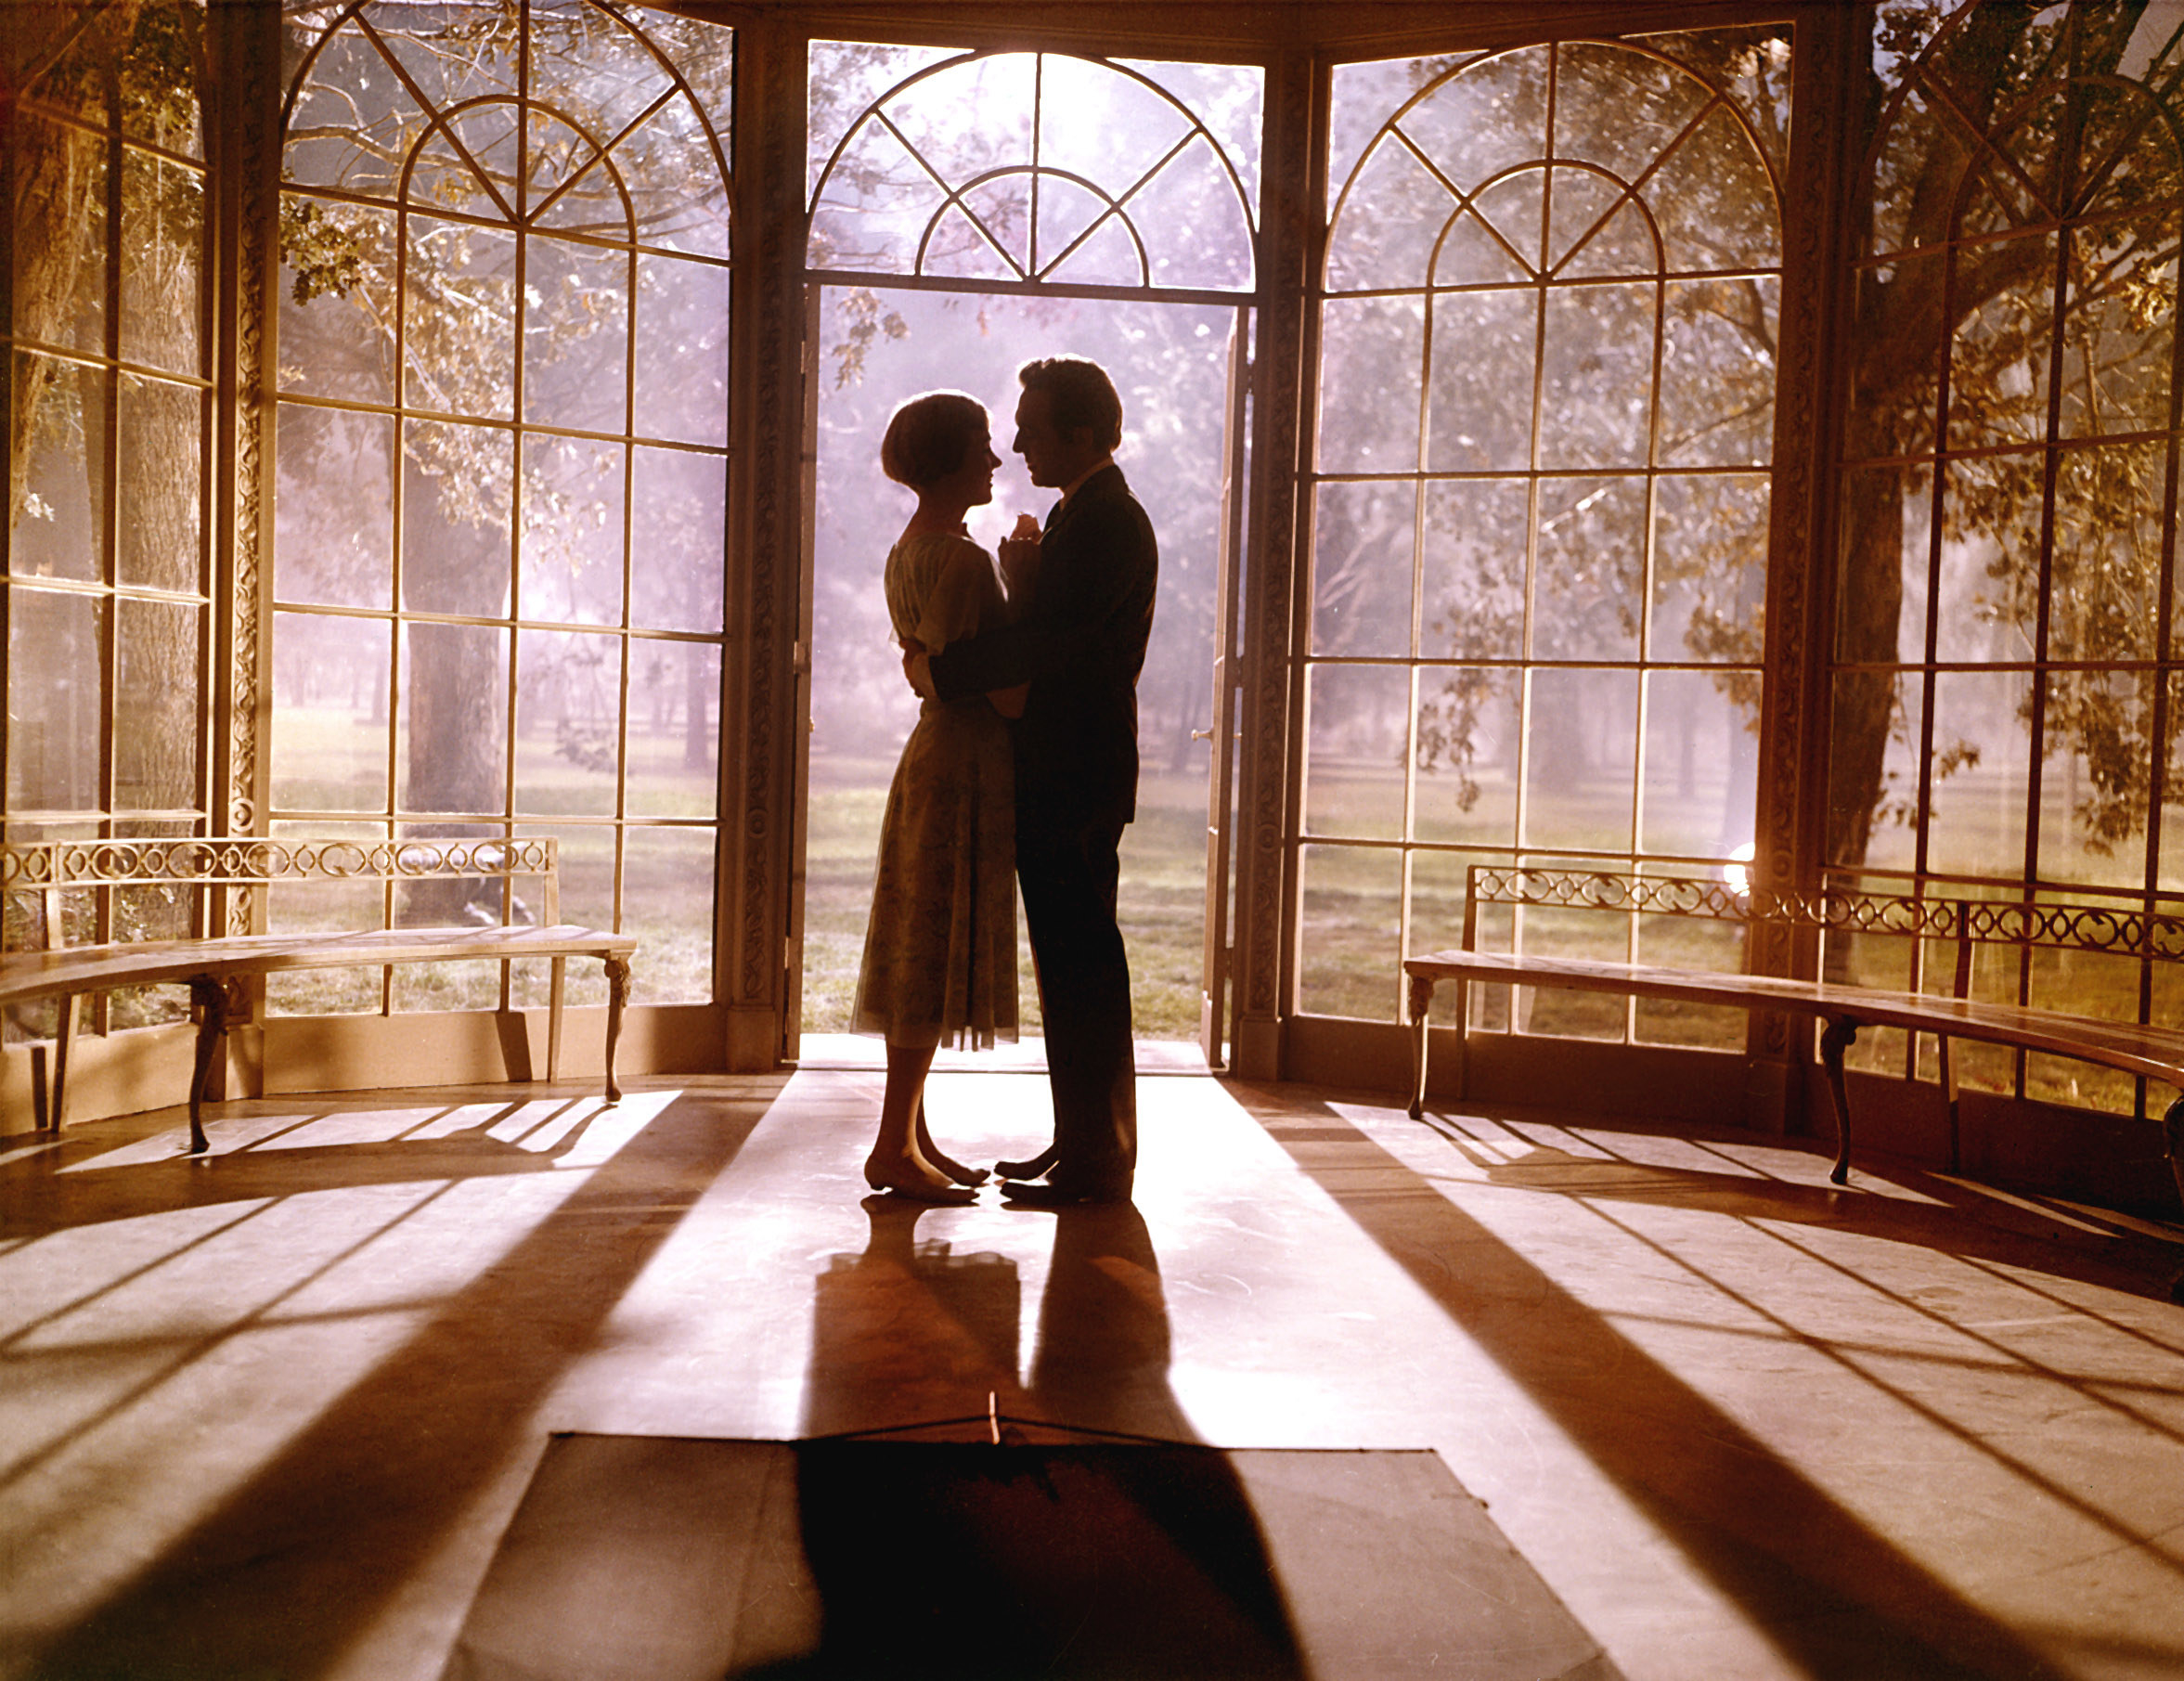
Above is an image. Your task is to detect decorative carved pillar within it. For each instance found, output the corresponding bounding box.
[208,0,282,925]
[719,19,808,1070]
[1230,45,1316,1080]
[1746,3,1863,1117]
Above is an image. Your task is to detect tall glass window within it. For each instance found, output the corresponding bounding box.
[274,0,732,1015]
[1308,30,1789,1040]
[4,0,213,1038]
[1832,1,2184,1109]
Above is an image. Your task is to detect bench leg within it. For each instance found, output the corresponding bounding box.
[49,991,76,1132]
[187,976,228,1156]
[1819,1015,1858,1186]
[547,955,567,1084]
[2165,1094,2184,1304]
[1407,975,1436,1119]
[601,956,631,1105]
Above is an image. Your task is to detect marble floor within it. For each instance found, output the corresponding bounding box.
[4,1055,2184,1679]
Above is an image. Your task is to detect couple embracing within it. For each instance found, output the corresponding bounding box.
[851,356,1157,1209]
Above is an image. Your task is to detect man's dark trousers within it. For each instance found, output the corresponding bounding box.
[1016,809,1135,1193]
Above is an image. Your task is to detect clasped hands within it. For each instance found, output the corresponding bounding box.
[900,525,1040,698]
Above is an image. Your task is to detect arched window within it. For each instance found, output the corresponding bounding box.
[1307,30,1788,1037]
[808,45,1258,292]
[273,0,731,1015]
[4,0,212,1038]
[1833,1,2184,1109]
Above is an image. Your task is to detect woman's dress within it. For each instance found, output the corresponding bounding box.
[852,531,1017,1049]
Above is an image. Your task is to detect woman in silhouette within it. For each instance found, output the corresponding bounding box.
[852,392,1029,1199]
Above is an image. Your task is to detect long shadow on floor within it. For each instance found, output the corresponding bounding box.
[24,1084,779,1681]
[1247,1084,2092,1681]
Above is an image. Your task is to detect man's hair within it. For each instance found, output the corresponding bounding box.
[880,391,988,488]
[1019,356,1123,453]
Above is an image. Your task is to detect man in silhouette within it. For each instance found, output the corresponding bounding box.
[908,356,1157,1206]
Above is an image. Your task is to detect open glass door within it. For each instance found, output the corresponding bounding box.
[1199,307,1252,1067]
[794,42,1265,1064]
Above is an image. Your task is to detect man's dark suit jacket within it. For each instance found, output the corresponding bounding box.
[926,464,1158,823]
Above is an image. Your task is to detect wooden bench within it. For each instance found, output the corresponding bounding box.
[2,836,636,1153]
[1404,869,2184,1286]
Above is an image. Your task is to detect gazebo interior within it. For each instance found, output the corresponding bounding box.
[6,2,2184,1676]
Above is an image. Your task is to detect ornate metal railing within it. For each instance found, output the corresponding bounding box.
[0,836,555,890]
[1465,867,2184,963]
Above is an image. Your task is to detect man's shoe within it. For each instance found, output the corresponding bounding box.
[994,1143,1061,1182]
[1000,1177,1131,1209]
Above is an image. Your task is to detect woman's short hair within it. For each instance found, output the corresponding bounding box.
[1018,356,1123,452]
[880,391,989,488]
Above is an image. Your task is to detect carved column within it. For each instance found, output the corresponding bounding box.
[1746,2,1863,1119]
[719,19,808,1070]
[1229,45,1316,1080]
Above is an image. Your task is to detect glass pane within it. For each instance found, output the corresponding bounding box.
[119,149,203,377]
[1835,461,1929,664]
[631,252,728,446]
[1641,668,1757,859]
[379,13,518,112]
[272,613,391,813]
[278,196,396,404]
[284,23,430,198]
[1327,133,1458,291]
[627,640,719,818]
[522,234,631,433]
[402,217,516,419]
[113,596,200,811]
[9,353,107,582]
[1651,472,1768,665]
[1304,663,1410,841]
[527,16,670,156]
[1829,668,1922,873]
[1120,132,1252,290]
[1946,232,2057,454]
[2037,668,2157,890]
[1469,171,1545,275]
[402,420,512,616]
[116,373,202,591]
[1553,40,1713,188]
[600,94,731,260]
[391,955,502,1014]
[1038,173,1127,284]
[1660,278,1777,465]
[1645,103,1780,272]
[1634,909,1750,1047]
[1546,166,1638,276]
[516,627,620,818]
[1523,667,1637,853]
[13,133,106,354]
[395,621,509,815]
[808,42,960,201]
[1117,58,1262,208]
[275,402,394,609]
[628,446,725,632]
[810,114,945,273]
[622,823,715,1003]
[1432,208,1534,287]
[925,177,1027,281]
[1317,295,1423,473]
[1414,668,1520,847]
[1926,668,2033,877]
[520,434,625,625]
[1311,480,1416,657]
[1538,283,1656,470]
[7,588,104,811]
[2061,219,2174,441]
[1933,453,2035,664]
[1400,47,1549,194]
[2048,440,2165,664]
[1534,476,1645,662]
[886,54,1035,187]
[1039,55,1189,200]
[1298,843,1400,1020]
[1330,58,1421,192]
[1424,289,1537,473]
[1556,199,1658,281]
[1421,479,1529,661]
[1512,897,1627,1041]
